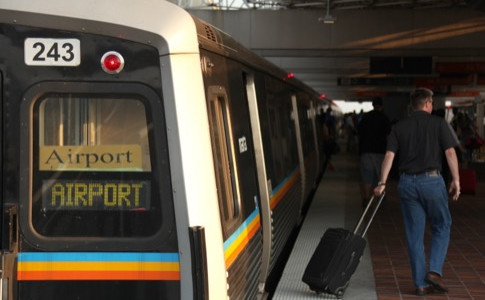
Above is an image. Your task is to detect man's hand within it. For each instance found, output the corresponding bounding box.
[374,184,385,197]
[449,179,460,201]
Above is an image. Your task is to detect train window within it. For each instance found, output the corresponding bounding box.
[297,93,314,156]
[207,87,241,227]
[31,94,161,237]
[264,78,299,183]
[38,97,151,171]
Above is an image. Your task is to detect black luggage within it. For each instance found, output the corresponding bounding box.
[302,193,385,298]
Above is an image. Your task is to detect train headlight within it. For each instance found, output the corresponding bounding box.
[101,51,124,74]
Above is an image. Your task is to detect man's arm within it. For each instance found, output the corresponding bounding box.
[445,147,461,201]
[374,151,395,196]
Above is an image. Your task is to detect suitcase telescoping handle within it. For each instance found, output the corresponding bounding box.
[353,192,385,238]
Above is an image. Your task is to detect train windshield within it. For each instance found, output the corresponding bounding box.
[31,94,161,237]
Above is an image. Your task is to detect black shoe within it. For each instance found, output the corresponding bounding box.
[425,272,448,293]
[416,286,434,296]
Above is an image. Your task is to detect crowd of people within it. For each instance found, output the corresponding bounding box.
[319,89,484,296]
[331,97,483,182]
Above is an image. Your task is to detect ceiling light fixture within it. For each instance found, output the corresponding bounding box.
[318,0,336,24]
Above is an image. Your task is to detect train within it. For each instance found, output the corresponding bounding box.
[0,0,341,299]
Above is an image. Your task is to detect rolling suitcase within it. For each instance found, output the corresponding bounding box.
[302,193,385,298]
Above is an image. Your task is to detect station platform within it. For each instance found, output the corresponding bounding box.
[273,145,485,299]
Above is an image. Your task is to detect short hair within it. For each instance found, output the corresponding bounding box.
[372,97,383,107]
[410,88,433,110]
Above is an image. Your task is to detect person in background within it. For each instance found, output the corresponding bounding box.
[433,108,462,186]
[374,88,460,296]
[452,110,476,162]
[343,112,357,152]
[323,107,338,170]
[325,107,337,141]
[319,112,334,168]
[357,97,391,208]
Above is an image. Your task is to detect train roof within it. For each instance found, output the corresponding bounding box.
[0,0,199,56]
[192,16,323,98]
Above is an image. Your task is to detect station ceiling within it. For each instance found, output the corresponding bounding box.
[180,0,473,11]
[182,0,485,102]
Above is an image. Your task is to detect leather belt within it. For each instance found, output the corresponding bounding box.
[401,169,439,176]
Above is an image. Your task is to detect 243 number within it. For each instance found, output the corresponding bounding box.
[25,38,80,66]
[32,42,75,62]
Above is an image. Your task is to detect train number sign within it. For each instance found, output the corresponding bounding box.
[24,38,80,66]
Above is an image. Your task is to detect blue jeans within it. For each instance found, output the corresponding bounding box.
[397,172,451,288]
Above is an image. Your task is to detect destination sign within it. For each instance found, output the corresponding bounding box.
[39,145,143,171]
[42,179,150,210]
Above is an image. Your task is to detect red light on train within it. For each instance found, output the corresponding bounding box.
[320,94,326,99]
[283,72,295,81]
[101,51,124,74]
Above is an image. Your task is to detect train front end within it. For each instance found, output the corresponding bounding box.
[0,0,219,299]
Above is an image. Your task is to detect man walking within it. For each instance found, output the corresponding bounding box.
[358,97,391,207]
[374,88,460,296]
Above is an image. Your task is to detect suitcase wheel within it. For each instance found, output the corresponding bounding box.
[336,289,344,298]
[334,283,349,298]
[309,286,325,294]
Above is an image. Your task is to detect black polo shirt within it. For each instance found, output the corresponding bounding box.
[358,109,391,155]
[387,111,458,174]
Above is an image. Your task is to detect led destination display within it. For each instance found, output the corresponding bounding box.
[42,179,151,210]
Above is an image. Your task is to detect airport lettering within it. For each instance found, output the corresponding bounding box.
[47,181,147,209]
[44,148,133,168]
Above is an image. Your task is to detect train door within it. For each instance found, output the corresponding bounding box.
[310,101,322,176]
[291,95,305,208]
[207,86,244,237]
[242,72,272,292]
[294,94,317,210]
[204,65,262,299]
[13,82,179,300]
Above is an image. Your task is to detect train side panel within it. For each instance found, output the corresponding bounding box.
[254,76,302,276]
[161,52,228,299]
[199,47,264,299]
[194,16,334,297]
